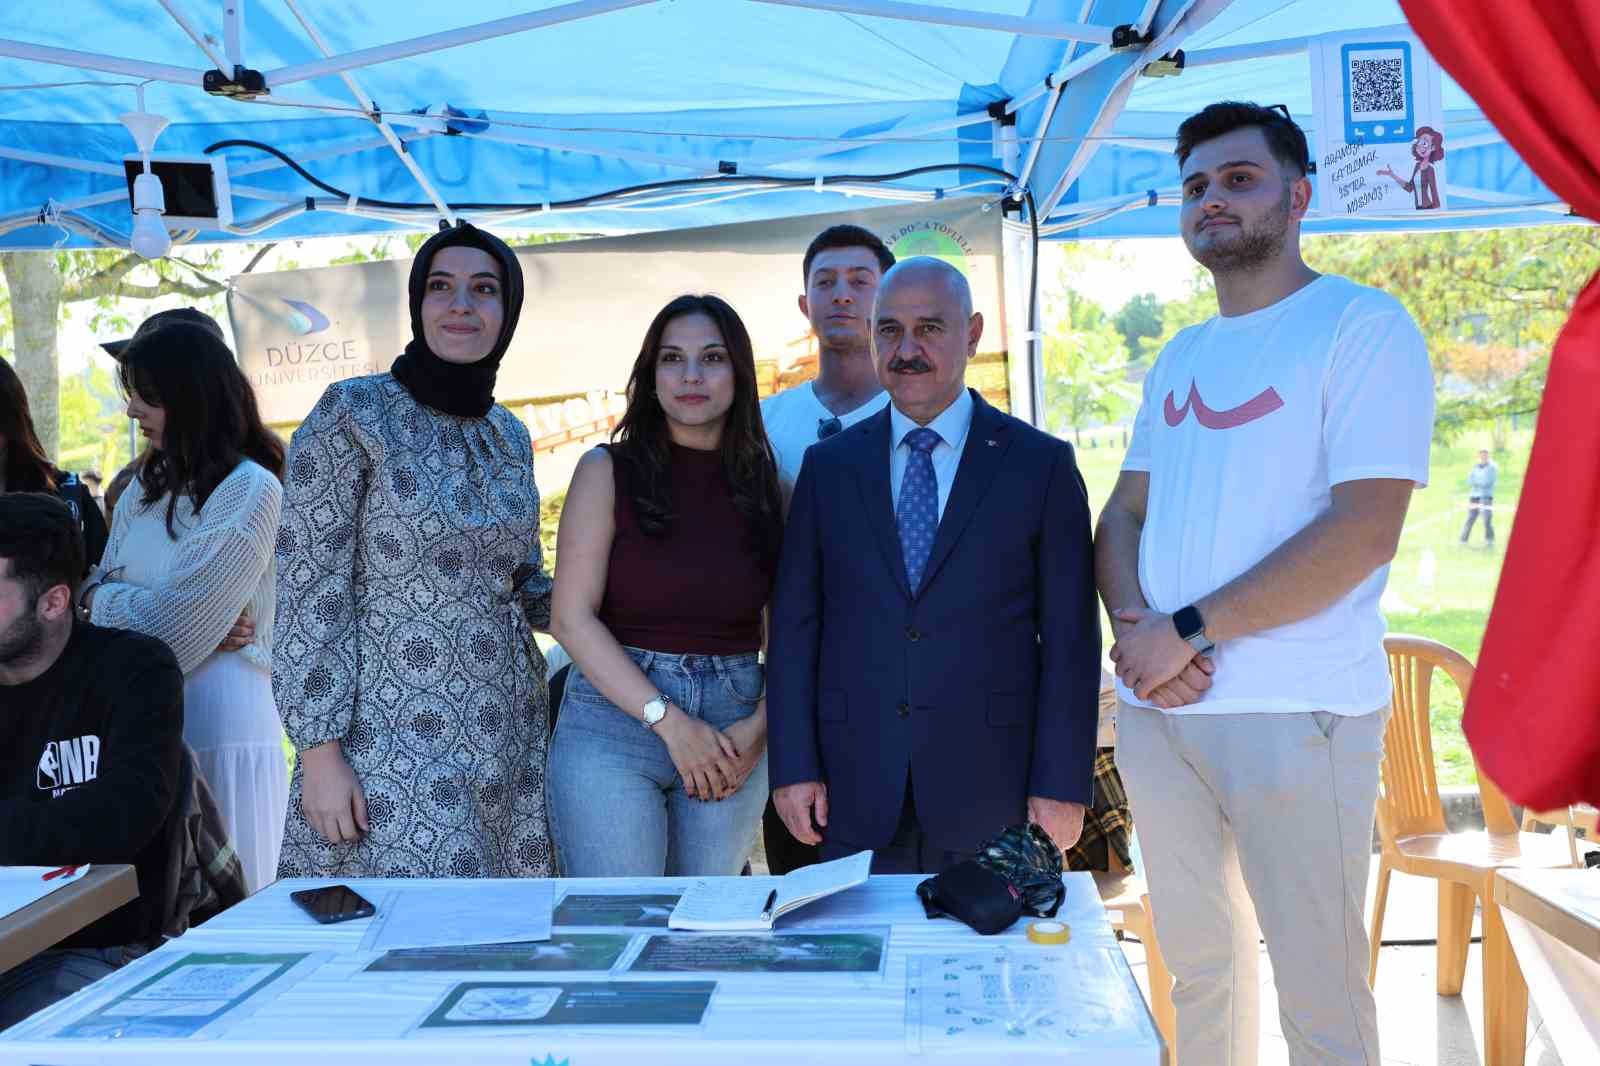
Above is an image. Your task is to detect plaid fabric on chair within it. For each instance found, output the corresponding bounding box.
[1064,748,1133,873]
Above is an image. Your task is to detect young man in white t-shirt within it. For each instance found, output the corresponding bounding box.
[761,225,895,497]
[1095,102,1434,1066]
[759,224,894,875]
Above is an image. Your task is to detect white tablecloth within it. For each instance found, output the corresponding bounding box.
[0,872,1162,1065]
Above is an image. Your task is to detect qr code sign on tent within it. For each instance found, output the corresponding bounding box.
[1350,57,1405,115]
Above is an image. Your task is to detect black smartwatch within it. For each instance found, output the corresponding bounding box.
[1173,605,1214,654]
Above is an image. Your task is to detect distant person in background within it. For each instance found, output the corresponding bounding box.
[0,359,109,568]
[550,293,781,877]
[0,494,184,1031]
[80,321,286,893]
[758,224,895,875]
[99,308,230,526]
[274,222,556,881]
[1461,448,1497,545]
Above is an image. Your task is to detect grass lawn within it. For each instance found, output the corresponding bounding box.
[1072,428,1526,787]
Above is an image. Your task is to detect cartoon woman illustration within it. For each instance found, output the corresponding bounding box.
[1376,126,1444,210]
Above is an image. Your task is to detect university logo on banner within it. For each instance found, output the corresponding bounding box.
[1309,30,1448,218]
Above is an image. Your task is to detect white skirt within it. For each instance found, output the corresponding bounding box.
[184,651,288,895]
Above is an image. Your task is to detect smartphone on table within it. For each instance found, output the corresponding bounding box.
[290,884,377,924]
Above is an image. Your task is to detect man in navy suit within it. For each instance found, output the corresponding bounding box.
[767,257,1101,874]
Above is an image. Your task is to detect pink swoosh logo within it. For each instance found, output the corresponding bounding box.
[1163,382,1284,430]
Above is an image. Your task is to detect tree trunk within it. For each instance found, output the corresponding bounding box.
[1,252,64,458]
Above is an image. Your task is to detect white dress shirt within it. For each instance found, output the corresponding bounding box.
[888,387,975,522]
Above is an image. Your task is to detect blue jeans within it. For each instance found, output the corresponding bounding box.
[548,647,768,877]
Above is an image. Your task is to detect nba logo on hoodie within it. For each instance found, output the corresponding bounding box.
[37,736,101,795]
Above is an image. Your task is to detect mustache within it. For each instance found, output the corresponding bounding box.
[887,356,933,373]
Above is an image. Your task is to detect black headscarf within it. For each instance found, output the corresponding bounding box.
[390,222,525,418]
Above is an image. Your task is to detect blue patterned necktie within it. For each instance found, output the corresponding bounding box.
[896,426,943,592]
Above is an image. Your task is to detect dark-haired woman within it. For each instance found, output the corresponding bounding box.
[549,294,782,877]
[0,358,109,567]
[79,321,286,892]
[274,223,555,880]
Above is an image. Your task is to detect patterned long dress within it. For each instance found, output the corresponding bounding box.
[273,374,554,878]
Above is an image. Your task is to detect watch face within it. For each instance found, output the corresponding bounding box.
[642,698,667,724]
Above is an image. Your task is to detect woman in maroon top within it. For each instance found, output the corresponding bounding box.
[549,294,783,876]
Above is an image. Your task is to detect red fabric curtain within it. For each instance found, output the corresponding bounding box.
[1400,1,1600,808]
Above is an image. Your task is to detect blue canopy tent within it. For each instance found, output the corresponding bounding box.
[0,0,1574,417]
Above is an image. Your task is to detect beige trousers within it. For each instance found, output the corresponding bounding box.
[1116,701,1388,1066]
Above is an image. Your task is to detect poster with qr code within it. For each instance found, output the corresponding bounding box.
[48,952,321,1039]
[1309,30,1447,218]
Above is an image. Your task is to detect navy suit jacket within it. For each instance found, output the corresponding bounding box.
[767,390,1101,854]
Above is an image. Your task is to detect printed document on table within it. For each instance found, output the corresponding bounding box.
[360,880,553,952]
[44,952,320,1040]
[0,865,91,921]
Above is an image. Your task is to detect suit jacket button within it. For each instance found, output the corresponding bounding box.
[906,627,921,641]
[898,702,910,718]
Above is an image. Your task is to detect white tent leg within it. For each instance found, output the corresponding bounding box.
[265,0,659,87]
[748,0,1113,43]
[1001,220,1040,427]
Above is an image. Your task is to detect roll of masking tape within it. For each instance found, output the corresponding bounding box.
[1026,920,1070,945]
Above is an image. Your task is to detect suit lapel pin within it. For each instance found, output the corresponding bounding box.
[986,439,999,447]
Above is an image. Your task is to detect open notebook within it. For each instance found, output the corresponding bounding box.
[668,850,872,931]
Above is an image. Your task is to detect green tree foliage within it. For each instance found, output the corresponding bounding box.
[1304,225,1598,444]
[1042,247,1141,442]
[1112,292,1164,362]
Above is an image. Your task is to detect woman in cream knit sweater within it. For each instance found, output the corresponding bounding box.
[82,320,286,892]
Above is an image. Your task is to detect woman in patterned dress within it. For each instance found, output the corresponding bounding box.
[273,223,555,879]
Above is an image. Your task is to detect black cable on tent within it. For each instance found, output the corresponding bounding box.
[204,138,1043,417]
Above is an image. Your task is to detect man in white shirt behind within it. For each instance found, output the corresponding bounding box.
[761,225,895,496]
[759,224,894,874]
[1095,101,1434,1066]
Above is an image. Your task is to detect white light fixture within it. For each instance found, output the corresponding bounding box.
[120,105,172,259]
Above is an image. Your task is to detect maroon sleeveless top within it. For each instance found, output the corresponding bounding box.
[598,443,772,654]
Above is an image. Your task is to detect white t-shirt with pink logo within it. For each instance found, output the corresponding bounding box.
[1119,274,1434,716]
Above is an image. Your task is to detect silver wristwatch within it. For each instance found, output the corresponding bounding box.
[640,695,671,731]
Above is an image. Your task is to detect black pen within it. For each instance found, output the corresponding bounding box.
[759,889,778,921]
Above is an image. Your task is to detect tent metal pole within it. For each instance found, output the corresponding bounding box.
[0,38,203,85]
[282,0,458,225]
[747,0,1114,43]
[1034,0,1219,222]
[0,146,124,177]
[1182,36,1311,67]
[1182,25,1406,68]
[264,0,659,87]
[1006,44,1113,116]
[156,0,231,72]
[1014,44,1120,192]
[224,0,247,70]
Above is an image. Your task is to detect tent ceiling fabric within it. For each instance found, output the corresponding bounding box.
[0,0,1565,250]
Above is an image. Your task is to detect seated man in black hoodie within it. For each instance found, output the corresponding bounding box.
[0,494,184,1030]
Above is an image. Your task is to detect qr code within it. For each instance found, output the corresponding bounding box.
[1350,57,1404,115]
